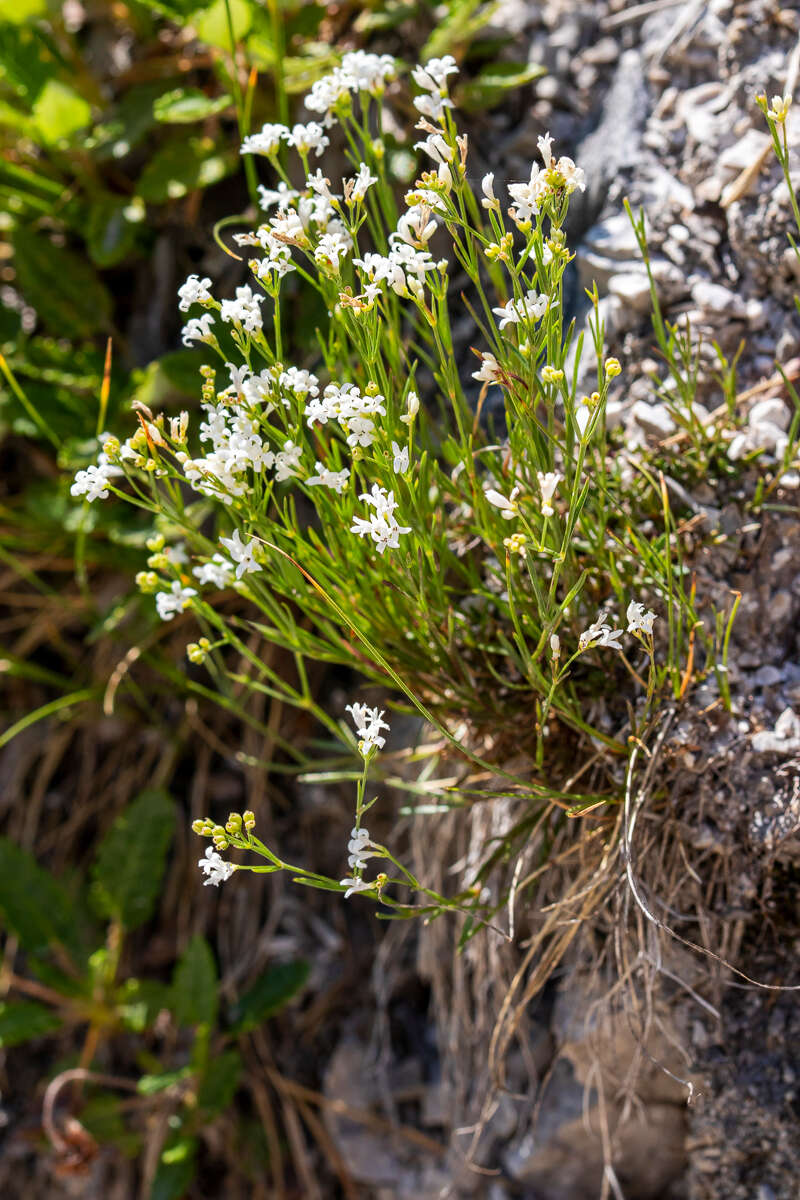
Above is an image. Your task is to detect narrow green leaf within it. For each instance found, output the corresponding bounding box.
[12,227,112,339]
[153,88,232,124]
[170,935,218,1028]
[91,790,175,931]
[87,195,143,267]
[0,1000,61,1046]
[228,961,309,1034]
[458,61,546,111]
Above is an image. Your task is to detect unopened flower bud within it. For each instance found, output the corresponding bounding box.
[146,534,166,553]
[135,571,160,593]
[604,357,622,379]
[147,552,169,570]
[243,810,256,829]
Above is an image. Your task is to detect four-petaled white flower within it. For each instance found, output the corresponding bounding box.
[493,289,550,331]
[537,471,561,517]
[181,313,215,347]
[485,485,520,520]
[219,529,261,578]
[198,846,235,887]
[155,580,197,622]
[178,274,212,312]
[350,485,411,554]
[626,601,657,636]
[346,702,390,755]
[391,441,410,473]
[472,352,502,383]
[578,616,624,651]
[399,391,420,425]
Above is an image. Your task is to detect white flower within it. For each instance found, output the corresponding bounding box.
[493,289,550,331]
[220,285,264,333]
[399,391,420,425]
[346,703,390,754]
[395,206,437,247]
[240,123,287,157]
[413,92,453,121]
[177,274,212,312]
[411,55,458,92]
[273,439,303,482]
[346,825,378,870]
[71,463,115,503]
[485,485,520,519]
[481,172,499,210]
[257,181,297,211]
[193,554,235,589]
[306,461,350,493]
[279,367,319,398]
[537,132,554,168]
[219,529,261,578]
[155,580,197,621]
[537,471,561,517]
[285,121,330,158]
[626,601,657,636]
[350,485,411,554]
[578,616,624,651]
[339,875,376,899]
[181,313,215,347]
[198,846,235,887]
[347,162,378,202]
[472,352,502,383]
[391,441,409,473]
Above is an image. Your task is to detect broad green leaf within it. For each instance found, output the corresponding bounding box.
[91,790,175,930]
[192,0,252,48]
[12,227,112,339]
[196,1048,241,1115]
[137,1067,191,1095]
[87,195,143,267]
[0,97,33,132]
[79,1093,141,1156]
[170,934,218,1028]
[228,961,309,1034]
[32,79,92,144]
[458,61,547,111]
[136,136,235,203]
[0,0,47,21]
[153,87,232,124]
[116,977,171,1032]
[151,1137,197,1200]
[0,1000,61,1046]
[0,838,78,953]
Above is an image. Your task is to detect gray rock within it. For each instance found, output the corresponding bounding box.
[690,278,749,319]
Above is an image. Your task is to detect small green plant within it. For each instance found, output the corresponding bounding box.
[0,789,308,1191]
[69,52,733,917]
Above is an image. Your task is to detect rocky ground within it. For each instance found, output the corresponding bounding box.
[314,3,800,1198]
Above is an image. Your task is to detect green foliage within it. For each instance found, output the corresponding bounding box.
[0,1000,62,1046]
[196,1048,242,1115]
[92,790,176,930]
[11,227,112,340]
[151,1137,198,1200]
[0,837,78,953]
[228,961,309,1034]
[170,933,218,1027]
[153,87,233,123]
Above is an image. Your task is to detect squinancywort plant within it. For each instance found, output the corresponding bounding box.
[73,53,715,911]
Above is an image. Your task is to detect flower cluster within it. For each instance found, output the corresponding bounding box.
[579,601,658,651]
[346,702,391,755]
